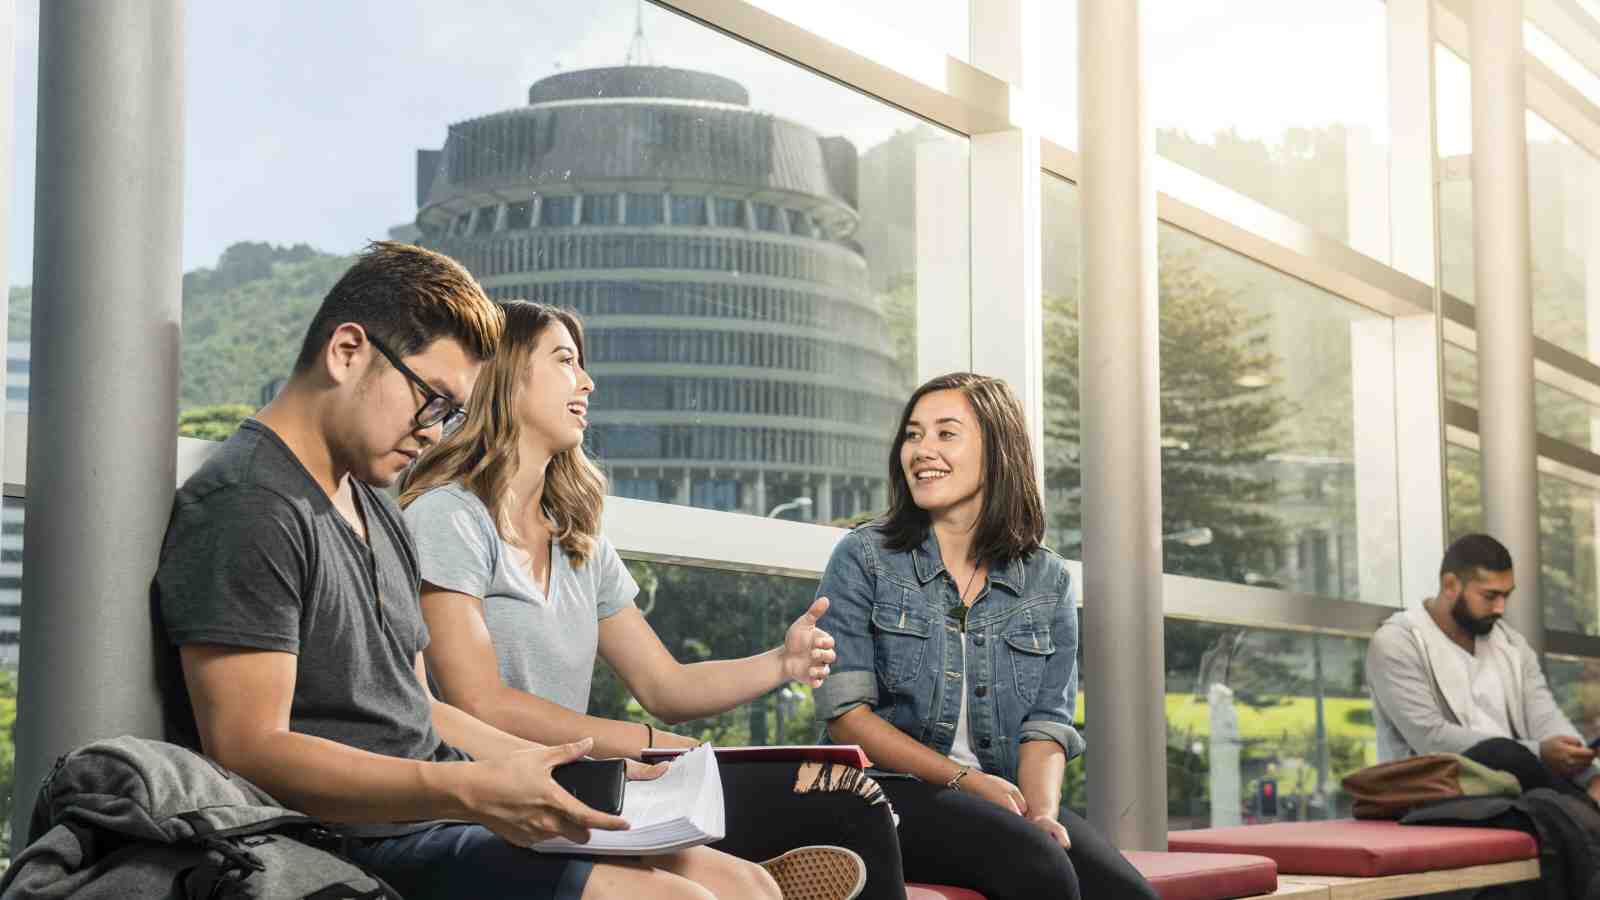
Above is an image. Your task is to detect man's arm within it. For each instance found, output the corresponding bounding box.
[1366,626,1500,755]
[182,643,627,846]
[415,652,546,761]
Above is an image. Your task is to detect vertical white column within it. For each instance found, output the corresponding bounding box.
[1078,0,1167,850]
[1345,126,1391,265]
[13,0,184,843]
[1471,0,1542,653]
[1390,0,1448,608]
[968,0,1043,484]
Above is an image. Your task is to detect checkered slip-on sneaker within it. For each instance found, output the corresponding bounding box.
[759,845,867,900]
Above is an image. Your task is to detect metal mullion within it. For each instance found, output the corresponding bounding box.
[647,0,1010,138]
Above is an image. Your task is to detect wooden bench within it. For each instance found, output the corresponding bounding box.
[1166,820,1540,900]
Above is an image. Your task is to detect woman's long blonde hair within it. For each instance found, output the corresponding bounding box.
[400,300,605,566]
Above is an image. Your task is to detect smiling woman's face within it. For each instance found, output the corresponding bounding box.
[513,321,594,455]
[899,388,985,518]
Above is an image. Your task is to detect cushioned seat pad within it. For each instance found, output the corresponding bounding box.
[1166,820,1537,877]
[1123,850,1279,900]
[905,885,986,900]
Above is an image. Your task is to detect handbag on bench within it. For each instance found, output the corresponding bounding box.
[1342,753,1522,819]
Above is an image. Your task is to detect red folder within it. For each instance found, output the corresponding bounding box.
[641,745,873,768]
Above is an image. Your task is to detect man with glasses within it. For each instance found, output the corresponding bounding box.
[367,331,469,436]
[152,242,669,900]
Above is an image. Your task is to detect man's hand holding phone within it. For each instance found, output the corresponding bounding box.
[1542,734,1597,777]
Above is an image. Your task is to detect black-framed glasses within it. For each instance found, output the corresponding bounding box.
[367,334,467,435]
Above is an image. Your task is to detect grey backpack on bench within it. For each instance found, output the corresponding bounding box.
[0,735,399,900]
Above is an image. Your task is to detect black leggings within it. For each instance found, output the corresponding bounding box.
[713,761,908,900]
[877,776,1159,900]
[1464,737,1592,802]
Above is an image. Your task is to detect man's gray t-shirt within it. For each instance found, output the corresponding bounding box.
[154,419,469,777]
[403,482,638,713]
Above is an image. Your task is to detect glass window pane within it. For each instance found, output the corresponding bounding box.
[1161,228,1391,601]
[1045,180,1395,602]
[156,1,961,522]
[1525,23,1600,110]
[1161,619,1374,826]
[625,193,664,227]
[596,561,820,745]
[1542,472,1600,635]
[1041,174,1082,554]
[1448,444,1484,540]
[1528,116,1600,364]
[1437,46,1474,304]
[541,196,577,227]
[581,194,619,226]
[1038,1,1081,149]
[0,497,22,854]
[505,201,533,231]
[1436,46,1600,369]
[1547,655,1600,739]
[714,198,746,230]
[670,194,707,227]
[1149,2,1393,265]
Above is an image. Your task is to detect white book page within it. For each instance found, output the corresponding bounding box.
[533,744,725,855]
[622,743,712,826]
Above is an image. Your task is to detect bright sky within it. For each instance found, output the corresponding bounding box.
[5,0,1597,286]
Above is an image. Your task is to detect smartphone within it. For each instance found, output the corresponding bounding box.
[552,758,627,816]
[1587,735,1600,752]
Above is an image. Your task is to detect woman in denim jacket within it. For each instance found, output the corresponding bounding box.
[815,372,1158,900]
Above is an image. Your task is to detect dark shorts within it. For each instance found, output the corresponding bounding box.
[344,822,594,900]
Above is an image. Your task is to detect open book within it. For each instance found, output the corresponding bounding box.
[534,743,725,856]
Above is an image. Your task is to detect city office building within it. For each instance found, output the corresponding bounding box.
[414,65,901,521]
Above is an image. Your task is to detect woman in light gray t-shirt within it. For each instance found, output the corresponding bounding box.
[404,480,635,716]
[400,302,898,900]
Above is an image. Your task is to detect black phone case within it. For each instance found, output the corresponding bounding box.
[552,758,627,816]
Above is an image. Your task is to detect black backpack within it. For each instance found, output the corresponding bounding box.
[0,735,399,900]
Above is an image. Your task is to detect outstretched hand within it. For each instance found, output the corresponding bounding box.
[782,597,837,688]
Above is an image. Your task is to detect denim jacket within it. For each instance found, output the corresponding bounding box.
[814,525,1085,784]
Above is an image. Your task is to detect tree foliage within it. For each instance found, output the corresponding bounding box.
[178,404,254,442]
[1044,246,1294,586]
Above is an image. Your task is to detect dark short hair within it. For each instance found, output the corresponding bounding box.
[1440,533,1514,584]
[292,241,502,373]
[879,372,1045,565]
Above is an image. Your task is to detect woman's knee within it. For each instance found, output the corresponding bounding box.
[981,818,1079,899]
[729,858,782,900]
[640,847,780,900]
[582,861,718,900]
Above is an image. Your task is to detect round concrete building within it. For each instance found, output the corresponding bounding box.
[414,65,897,520]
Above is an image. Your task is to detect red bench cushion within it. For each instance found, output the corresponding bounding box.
[905,885,986,900]
[1167,820,1538,877]
[1124,851,1278,900]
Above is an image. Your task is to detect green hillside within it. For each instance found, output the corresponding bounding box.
[8,243,352,411]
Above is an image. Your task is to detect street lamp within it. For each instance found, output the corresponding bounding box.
[767,497,813,519]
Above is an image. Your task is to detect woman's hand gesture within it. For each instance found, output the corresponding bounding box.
[782,597,837,687]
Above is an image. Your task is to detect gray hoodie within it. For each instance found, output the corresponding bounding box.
[1367,604,1600,787]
